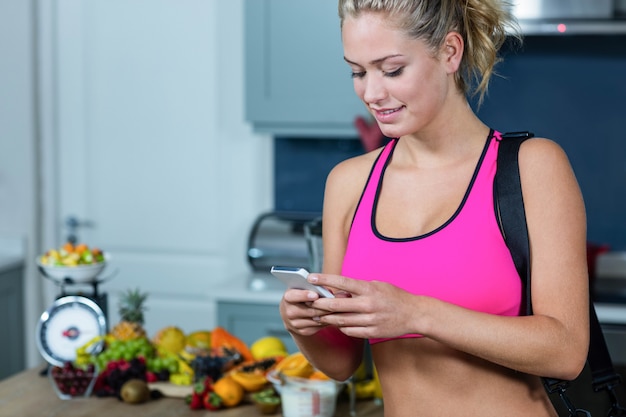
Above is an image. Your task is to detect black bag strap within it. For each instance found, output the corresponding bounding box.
[495,131,625,417]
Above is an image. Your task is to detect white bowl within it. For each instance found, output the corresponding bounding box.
[37,254,109,283]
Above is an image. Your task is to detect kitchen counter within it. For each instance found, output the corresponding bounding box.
[0,237,25,380]
[0,367,383,417]
[0,237,24,274]
[210,272,286,305]
[0,255,23,273]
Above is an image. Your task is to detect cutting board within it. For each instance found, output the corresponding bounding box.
[148,382,193,398]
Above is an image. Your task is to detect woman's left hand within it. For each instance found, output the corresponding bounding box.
[308,273,418,339]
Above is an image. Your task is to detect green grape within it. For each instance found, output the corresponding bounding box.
[152,357,164,371]
[167,362,179,374]
[126,339,138,353]
[138,346,153,359]
[109,339,122,351]
[107,348,120,361]
[118,344,128,356]
[98,350,111,362]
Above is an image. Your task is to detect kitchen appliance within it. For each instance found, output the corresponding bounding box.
[37,261,111,326]
[509,0,626,35]
[247,211,320,291]
[511,0,612,20]
[36,250,114,368]
[304,217,323,273]
[36,295,106,367]
[593,251,626,366]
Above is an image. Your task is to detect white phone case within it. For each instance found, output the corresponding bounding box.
[270,266,335,298]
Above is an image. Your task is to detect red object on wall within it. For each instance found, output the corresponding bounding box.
[354,116,384,152]
[587,242,610,282]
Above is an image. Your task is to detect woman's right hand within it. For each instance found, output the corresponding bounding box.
[279,288,346,337]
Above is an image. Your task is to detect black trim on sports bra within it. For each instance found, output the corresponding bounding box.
[371,129,496,242]
[348,141,400,230]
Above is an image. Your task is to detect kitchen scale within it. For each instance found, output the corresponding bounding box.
[36,295,107,367]
[36,257,114,368]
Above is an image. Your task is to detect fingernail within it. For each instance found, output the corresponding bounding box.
[312,316,321,322]
[308,274,319,283]
[307,291,318,299]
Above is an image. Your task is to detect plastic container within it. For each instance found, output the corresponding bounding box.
[267,371,340,417]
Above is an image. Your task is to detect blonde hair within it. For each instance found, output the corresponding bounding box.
[338,0,521,104]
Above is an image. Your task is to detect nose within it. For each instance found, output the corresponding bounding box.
[360,74,387,105]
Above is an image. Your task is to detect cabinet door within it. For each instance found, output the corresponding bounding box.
[39,1,272,339]
[0,266,25,379]
[217,301,297,354]
[245,0,369,137]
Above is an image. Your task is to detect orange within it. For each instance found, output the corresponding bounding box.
[62,242,74,253]
[74,243,88,254]
[213,375,244,407]
[273,351,314,378]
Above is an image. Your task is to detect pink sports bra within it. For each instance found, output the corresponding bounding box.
[341,131,522,344]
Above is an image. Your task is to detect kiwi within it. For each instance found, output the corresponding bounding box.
[120,379,150,404]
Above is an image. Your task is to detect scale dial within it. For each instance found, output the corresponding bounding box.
[36,295,107,367]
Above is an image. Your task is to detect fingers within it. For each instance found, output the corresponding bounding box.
[308,273,361,295]
[280,289,332,336]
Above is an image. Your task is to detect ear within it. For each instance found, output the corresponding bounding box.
[441,31,464,74]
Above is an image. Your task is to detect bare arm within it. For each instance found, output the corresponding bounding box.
[279,154,374,381]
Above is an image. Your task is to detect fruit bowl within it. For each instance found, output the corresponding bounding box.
[48,363,98,400]
[37,254,109,283]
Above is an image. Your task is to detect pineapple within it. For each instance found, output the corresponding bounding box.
[111,288,148,341]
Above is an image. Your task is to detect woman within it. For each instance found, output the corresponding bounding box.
[279,1,589,415]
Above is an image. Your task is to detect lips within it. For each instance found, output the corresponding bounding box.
[372,105,404,122]
[379,108,400,115]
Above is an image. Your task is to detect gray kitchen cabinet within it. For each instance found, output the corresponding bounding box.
[0,262,25,380]
[245,0,369,137]
[217,301,297,354]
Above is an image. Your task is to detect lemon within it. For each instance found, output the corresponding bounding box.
[185,330,212,350]
[250,336,288,360]
[153,326,186,354]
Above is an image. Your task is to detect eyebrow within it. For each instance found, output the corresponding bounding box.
[343,54,404,66]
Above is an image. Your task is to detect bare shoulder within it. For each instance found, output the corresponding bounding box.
[517,137,576,184]
[322,148,383,272]
[326,148,381,195]
[517,136,585,224]
[323,148,382,223]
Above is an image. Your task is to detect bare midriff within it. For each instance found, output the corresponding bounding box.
[371,337,557,417]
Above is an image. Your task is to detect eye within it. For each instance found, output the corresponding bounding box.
[384,67,404,78]
[351,70,366,79]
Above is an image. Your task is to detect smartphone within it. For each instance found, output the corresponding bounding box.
[270,266,335,298]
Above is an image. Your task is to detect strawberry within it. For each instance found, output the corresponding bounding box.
[203,376,214,393]
[188,392,204,410]
[203,391,223,410]
[194,379,208,395]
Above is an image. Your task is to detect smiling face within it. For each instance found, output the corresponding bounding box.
[342,12,463,139]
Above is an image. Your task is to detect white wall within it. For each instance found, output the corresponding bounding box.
[0,0,42,369]
[1,0,273,369]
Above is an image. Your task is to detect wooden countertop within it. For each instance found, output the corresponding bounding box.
[0,367,384,417]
